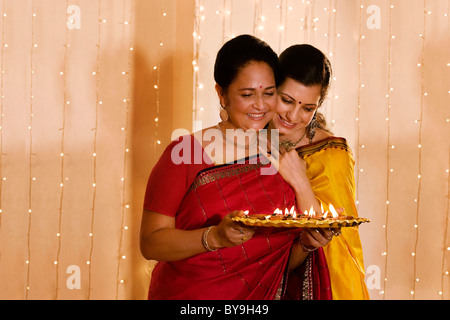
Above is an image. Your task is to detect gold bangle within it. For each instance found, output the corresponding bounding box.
[202,226,217,252]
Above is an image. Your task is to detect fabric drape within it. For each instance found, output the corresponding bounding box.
[143,134,332,300]
[297,137,370,300]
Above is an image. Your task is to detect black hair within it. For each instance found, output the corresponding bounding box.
[214,34,279,91]
[278,44,332,107]
[279,44,333,134]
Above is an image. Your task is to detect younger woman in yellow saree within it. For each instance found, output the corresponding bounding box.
[269,44,370,300]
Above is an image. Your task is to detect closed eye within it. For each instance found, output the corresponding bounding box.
[281,97,294,104]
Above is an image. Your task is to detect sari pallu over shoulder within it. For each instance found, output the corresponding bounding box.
[296,137,370,300]
[148,155,332,300]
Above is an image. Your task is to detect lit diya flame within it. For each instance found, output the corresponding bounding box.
[300,204,340,219]
[309,206,315,217]
[272,206,297,218]
[290,206,296,218]
[243,210,249,215]
[329,203,339,218]
[273,208,282,215]
[302,206,315,217]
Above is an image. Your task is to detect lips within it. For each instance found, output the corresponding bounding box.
[278,114,297,128]
[247,113,266,120]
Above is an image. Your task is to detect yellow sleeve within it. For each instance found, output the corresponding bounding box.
[303,147,370,300]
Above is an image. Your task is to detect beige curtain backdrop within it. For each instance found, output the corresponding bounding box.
[0,0,193,299]
[193,0,449,300]
[0,0,448,300]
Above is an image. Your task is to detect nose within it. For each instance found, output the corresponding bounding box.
[285,104,300,123]
[253,94,265,111]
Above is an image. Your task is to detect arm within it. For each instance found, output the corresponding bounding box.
[140,210,209,261]
[277,150,322,213]
[277,150,336,270]
[139,209,256,262]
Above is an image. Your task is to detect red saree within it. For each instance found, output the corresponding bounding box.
[143,135,332,300]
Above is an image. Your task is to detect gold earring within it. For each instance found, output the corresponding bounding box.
[219,108,229,122]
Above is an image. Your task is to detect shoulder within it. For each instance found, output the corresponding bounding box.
[311,128,333,142]
[191,125,222,150]
[298,132,352,160]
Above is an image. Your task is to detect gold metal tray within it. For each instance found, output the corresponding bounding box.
[232,215,370,228]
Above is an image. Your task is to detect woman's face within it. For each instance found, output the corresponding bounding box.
[271,77,322,137]
[216,61,277,131]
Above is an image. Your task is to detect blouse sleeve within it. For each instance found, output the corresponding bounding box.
[143,136,190,217]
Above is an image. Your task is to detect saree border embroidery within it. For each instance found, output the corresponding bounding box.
[296,137,351,158]
[188,162,265,192]
[302,254,313,300]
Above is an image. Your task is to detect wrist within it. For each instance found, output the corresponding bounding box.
[299,231,317,252]
[202,226,222,251]
[292,178,312,193]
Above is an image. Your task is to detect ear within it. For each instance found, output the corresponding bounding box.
[215,83,227,108]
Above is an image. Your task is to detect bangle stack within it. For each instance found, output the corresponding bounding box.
[202,226,217,252]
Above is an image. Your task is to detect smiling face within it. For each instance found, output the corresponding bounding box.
[271,77,322,139]
[216,61,277,131]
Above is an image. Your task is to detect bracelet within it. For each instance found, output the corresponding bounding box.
[202,226,217,252]
[299,231,317,252]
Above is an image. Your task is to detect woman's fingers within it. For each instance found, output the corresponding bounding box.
[258,146,279,171]
[303,228,334,247]
[221,210,256,245]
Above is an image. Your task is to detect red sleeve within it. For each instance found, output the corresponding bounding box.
[143,135,212,217]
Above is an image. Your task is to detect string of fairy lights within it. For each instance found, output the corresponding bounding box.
[381,0,394,300]
[442,0,450,301]
[444,146,450,299]
[222,0,233,43]
[55,0,71,299]
[25,0,36,299]
[0,0,4,265]
[324,0,337,132]
[152,3,163,160]
[115,0,134,299]
[193,0,203,127]
[253,0,263,38]
[410,0,426,300]
[277,0,287,53]
[355,0,362,214]
[87,0,103,299]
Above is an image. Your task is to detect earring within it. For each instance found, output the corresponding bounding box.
[219,108,229,122]
[307,113,318,142]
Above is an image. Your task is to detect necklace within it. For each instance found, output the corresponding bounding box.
[279,130,306,152]
[217,122,258,149]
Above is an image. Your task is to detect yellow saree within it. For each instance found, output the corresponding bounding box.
[296,137,370,300]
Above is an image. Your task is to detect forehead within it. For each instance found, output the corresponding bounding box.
[230,61,275,88]
[280,78,322,102]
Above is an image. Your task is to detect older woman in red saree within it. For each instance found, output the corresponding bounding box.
[143,134,332,299]
[140,35,335,300]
